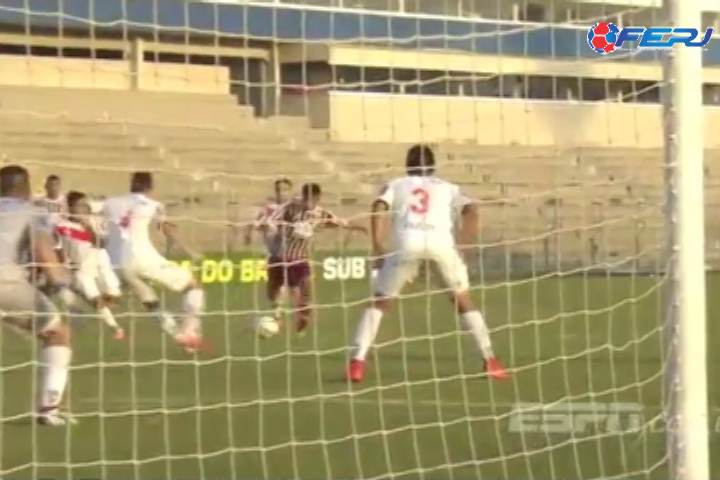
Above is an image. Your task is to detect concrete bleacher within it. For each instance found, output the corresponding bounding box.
[1,85,714,270]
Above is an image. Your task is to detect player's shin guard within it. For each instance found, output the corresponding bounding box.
[461,310,494,359]
[180,288,204,335]
[38,345,71,414]
[350,307,384,361]
[144,303,178,336]
[98,306,123,339]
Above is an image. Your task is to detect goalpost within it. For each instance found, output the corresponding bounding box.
[0,0,711,478]
[664,0,709,479]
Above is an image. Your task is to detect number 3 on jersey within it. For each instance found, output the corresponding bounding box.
[410,188,430,214]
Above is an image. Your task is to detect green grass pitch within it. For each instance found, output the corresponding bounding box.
[1,271,718,479]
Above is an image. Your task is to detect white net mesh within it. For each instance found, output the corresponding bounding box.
[0,0,715,478]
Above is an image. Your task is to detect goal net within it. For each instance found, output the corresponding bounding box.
[0,0,712,478]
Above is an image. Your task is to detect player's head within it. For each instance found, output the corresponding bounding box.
[274,177,292,203]
[405,144,435,176]
[0,164,31,200]
[300,183,322,209]
[130,171,153,194]
[44,174,62,198]
[66,190,90,216]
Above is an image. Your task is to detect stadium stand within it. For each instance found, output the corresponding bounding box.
[0,4,718,270]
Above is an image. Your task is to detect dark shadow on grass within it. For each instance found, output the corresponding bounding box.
[2,416,35,427]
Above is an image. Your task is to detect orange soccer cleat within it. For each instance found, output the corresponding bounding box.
[175,333,215,355]
[484,357,510,381]
[346,359,366,383]
[113,329,125,341]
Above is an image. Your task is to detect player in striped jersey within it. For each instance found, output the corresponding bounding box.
[265,183,366,333]
[235,178,293,319]
[55,191,124,340]
[236,178,292,250]
[33,174,66,227]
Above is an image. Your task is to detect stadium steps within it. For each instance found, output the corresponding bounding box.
[0,86,255,124]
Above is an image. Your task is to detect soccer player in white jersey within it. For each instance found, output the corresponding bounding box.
[0,165,79,426]
[346,145,509,383]
[55,191,124,340]
[87,197,118,301]
[103,171,210,352]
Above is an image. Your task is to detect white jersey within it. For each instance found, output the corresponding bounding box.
[54,219,96,270]
[103,193,166,265]
[377,176,472,250]
[33,194,66,227]
[88,199,107,239]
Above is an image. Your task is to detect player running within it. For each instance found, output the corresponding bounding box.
[240,178,294,320]
[265,183,366,333]
[0,165,78,426]
[103,171,210,352]
[346,145,509,383]
[54,191,124,340]
[239,178,293,249]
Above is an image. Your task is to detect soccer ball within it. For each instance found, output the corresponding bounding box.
[253,316,280,338]
[587,22,620,54]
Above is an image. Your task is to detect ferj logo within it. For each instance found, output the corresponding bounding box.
[587,23,714,55]
[587,22,621,54]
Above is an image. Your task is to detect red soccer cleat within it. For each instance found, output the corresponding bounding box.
[346,359,366,383]
[484,357,509,380]
[113,329,125,341]
[175,333,215,354]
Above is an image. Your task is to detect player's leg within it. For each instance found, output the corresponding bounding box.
[347,253,419,382]
[120,266,178,336]
[0,280,75,425]
[136,259,208,351]
[72,269,124,339]
[431,248,508,380]
[285,259,313,334]
[94,255,124,339]
[265,256,287,324]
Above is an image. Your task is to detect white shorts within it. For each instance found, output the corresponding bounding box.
[120,253,192,303]
[73,249,122,300]
[73,269,121,300]
[374,247,470,297]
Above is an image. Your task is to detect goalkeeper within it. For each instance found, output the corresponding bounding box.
[0,165,77,426]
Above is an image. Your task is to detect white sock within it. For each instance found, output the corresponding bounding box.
[98,306,120,331]
[182,288,204,316]
[38,345,72,411]
[148,307,177,336]
[461,310,495,359]
[350,307,384,361]
[180,288,204,336]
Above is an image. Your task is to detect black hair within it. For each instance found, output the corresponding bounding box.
[405,144,435,176]
[130,171,153,193]
[301,183,322,199]
[45,174,61,184]
[0,164,30,197]
[66,190,86,208]
[274,178,292,191]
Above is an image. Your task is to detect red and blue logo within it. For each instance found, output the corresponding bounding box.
[587,22,621,54]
